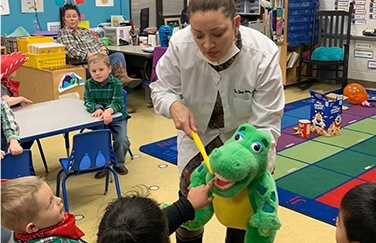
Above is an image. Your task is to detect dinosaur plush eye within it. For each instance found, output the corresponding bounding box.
[234,133,245,141]
[251,142,263,153]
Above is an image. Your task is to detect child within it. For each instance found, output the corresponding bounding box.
[336,182,376,243]
[84,53,130,179]
[97,180,214,243]
[1,99,23,157]
[1,52,34,151]
[1,52,32,107]
[1,176,85,243]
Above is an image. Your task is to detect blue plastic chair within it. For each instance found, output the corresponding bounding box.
[1,150,36,179]
[56,129,121,212]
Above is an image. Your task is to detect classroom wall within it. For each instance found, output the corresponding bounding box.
[1,0,130,35]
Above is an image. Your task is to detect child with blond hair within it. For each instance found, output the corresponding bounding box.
[1,176,85,243]
[84,53,131,179]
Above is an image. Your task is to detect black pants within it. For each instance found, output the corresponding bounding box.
[176,227,245,243]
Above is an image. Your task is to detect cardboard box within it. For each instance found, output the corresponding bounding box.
[310,91,343,136]
[15,65,86,103]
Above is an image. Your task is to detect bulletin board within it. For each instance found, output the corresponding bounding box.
[320,0,376,36]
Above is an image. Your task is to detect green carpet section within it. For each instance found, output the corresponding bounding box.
[273,155,308,180]
[370,115,376,120]
[276,165,351,199]
[350,136,376,157]
[278,140,343,164]
[313,128,373,148]
[315,150,376,177]
[344,118,376,135]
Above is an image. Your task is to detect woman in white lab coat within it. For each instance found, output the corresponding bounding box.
[150,0,284,242]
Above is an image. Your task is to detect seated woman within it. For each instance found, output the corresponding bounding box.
[57,3,140,113]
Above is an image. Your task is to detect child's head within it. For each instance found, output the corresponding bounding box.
[88,53,112,83]
[1,52,28,80]
[1,176,64,234]
[336,182,376,243]
[97,191,169,243]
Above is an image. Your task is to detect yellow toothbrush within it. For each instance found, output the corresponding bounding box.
[191,131,214,175]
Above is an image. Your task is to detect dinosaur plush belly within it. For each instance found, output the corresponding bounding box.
[213,188,254,230]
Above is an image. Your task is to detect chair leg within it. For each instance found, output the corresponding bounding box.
[63,133,70,157]
[105,170,110,195]
[109,168,122,198]
[62,177,70,212]
[36,139,49,172]
[128,148,134,160]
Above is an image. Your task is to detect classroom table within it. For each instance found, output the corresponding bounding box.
[13,98,121,171]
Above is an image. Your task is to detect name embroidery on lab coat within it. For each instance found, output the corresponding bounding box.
[234,89,253,95]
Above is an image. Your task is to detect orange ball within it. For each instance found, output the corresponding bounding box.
[343,83,368,105]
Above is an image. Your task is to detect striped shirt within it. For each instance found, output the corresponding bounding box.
[83,75,128,120]
[1,99,20,145]
[57,27,105,62]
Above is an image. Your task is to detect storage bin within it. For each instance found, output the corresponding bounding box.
[26,52,66,69]
[17,36,54,54]
[1,37,18,53]
[104,26,131,45]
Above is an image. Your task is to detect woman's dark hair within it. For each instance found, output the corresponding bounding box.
[97,190,170,243]
[188,0,237,20]
[59,4,81,29]
[340,182,376,243]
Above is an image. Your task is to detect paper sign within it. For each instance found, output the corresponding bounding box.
[355,42,374,50]
[368,60,376,69]
[21,0,44,13]
[95,0,114,7]
[354,50,373,59]
[0,0,10,15]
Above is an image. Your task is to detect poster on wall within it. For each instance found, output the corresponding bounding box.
[1,0,10,15]
[21,0,44,13]
[95,0,113,7]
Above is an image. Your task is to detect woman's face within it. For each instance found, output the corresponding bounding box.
[189,9,240,63]
[63,9,79,29]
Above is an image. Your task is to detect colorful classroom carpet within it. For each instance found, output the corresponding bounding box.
[139,90,376,225]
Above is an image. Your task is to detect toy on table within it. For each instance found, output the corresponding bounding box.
[184,123,281,243]
[343,83,368,105]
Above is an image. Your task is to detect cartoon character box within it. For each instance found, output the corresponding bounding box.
[310,91,343,136]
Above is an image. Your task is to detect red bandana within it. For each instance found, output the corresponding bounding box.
[14,212,84,242]
[1,78,20,97]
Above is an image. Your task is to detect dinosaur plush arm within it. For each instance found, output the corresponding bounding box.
[183,164,214,230]
[248,173,281,238]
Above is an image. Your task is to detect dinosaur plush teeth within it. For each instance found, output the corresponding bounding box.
[214,173,235,190]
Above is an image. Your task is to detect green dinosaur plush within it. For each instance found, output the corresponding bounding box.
[183,123,281,242]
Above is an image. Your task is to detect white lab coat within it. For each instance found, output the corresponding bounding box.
[150,26,285,176]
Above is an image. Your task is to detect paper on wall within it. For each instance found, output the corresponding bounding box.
[95,0,114,7]
[1,0,10,15]
[21,0,44,13]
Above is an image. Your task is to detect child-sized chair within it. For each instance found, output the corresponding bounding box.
[1,150,36,179]
[56,129,121,212]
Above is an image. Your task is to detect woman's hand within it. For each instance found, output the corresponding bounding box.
[170,101,197,138]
